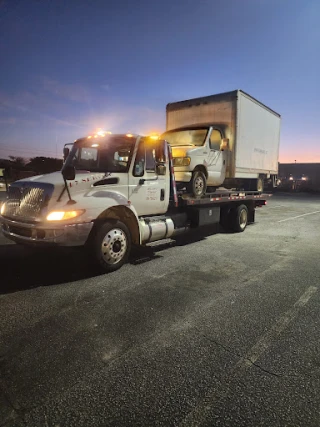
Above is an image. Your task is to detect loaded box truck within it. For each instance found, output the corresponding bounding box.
[161,90,281,196]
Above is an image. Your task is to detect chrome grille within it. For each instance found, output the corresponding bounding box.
[5,183,54,221]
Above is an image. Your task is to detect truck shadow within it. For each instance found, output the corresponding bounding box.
[0,243,102,295]
[0,225,231,295]
[131,224,225,260]
[172,223,238,245]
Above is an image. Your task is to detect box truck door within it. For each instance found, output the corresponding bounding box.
[128,139,168,216]
[205,128,227,186]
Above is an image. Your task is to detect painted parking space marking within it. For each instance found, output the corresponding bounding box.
[180,286,318,427]
[278,210,320,223]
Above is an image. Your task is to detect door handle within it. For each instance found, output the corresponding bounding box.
[160,189,165,201]
[139,177,159,185]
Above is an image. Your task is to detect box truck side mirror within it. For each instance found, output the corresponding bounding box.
[156,164,166,176]
[220,138,229,151]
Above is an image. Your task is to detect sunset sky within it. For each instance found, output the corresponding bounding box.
[0,0,319,163]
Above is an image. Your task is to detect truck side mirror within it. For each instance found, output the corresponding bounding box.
[220,138,229,151]
[62,165,75,181]
[63,147,70,162]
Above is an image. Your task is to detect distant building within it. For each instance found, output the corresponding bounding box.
[278,163,320,192]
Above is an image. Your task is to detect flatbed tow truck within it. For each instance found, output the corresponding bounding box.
[0,133,270,272]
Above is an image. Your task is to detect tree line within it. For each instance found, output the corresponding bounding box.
[0,156,63,181]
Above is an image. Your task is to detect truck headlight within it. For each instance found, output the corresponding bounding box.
[46,210,85,221]
[0,202,5,215]
[173,157,191,166]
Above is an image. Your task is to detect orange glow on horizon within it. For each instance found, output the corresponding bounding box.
[279,151,320,164]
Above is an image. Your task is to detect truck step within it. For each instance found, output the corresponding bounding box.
[146,238,175,248]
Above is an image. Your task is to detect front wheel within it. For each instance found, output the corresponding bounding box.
[188,171,207,198]
[92,220,131,272]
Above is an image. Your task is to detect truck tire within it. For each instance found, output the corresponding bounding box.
[242,178,264,192]
[188,170,207,198]
[230,204,248,232]
[92,220,131,272]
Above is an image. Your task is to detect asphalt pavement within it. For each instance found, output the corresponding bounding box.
[0,192,320,426]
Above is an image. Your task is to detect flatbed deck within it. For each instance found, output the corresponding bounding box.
[179,190,271,206]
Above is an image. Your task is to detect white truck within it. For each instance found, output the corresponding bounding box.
[161,90,281,196]
[0,133,269,273]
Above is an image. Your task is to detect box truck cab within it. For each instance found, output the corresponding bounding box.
[162,90,281,197]
[161,126,229,196]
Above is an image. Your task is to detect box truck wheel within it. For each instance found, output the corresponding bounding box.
[231,204,248,232]
[92,220,131,272]
[256,178,264,192]
[188,170,207,197]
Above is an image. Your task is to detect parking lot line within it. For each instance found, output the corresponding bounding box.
[236,285,317,368]
[278,210,320,223]
[180,286,318,427]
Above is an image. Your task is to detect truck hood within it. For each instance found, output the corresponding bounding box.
[4,171,127,222]
[11,170,123,207]
[15,170,107,191]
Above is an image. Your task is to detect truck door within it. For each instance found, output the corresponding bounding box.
[206,128,227,186]
[128,138,168,216]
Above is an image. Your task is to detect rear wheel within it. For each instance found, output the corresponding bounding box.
[256,177,264,192]
[230,204,248,232]
[92,220,131,272]
[188,170,207,198]
[242,178,264,192]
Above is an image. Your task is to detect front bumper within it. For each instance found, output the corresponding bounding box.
[0,216,94,247]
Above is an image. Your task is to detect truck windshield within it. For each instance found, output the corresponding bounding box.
[65,135,136,173]
[161,128,208,147]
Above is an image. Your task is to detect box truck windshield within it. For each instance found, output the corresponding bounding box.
[162,128,208,147]
[66,136,135,173]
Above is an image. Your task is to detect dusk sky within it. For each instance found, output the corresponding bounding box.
[0,0,319,163]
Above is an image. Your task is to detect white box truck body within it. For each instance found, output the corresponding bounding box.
[162,90,281,195]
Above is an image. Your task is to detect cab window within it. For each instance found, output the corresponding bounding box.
[133,139,166,177]
[146,149,156,172]
[133,141,145,177]
[210,129,222,151]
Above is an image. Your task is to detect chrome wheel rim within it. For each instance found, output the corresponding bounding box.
[239,209,247,229]
[194,176,205,196]
[101,228,127,265]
